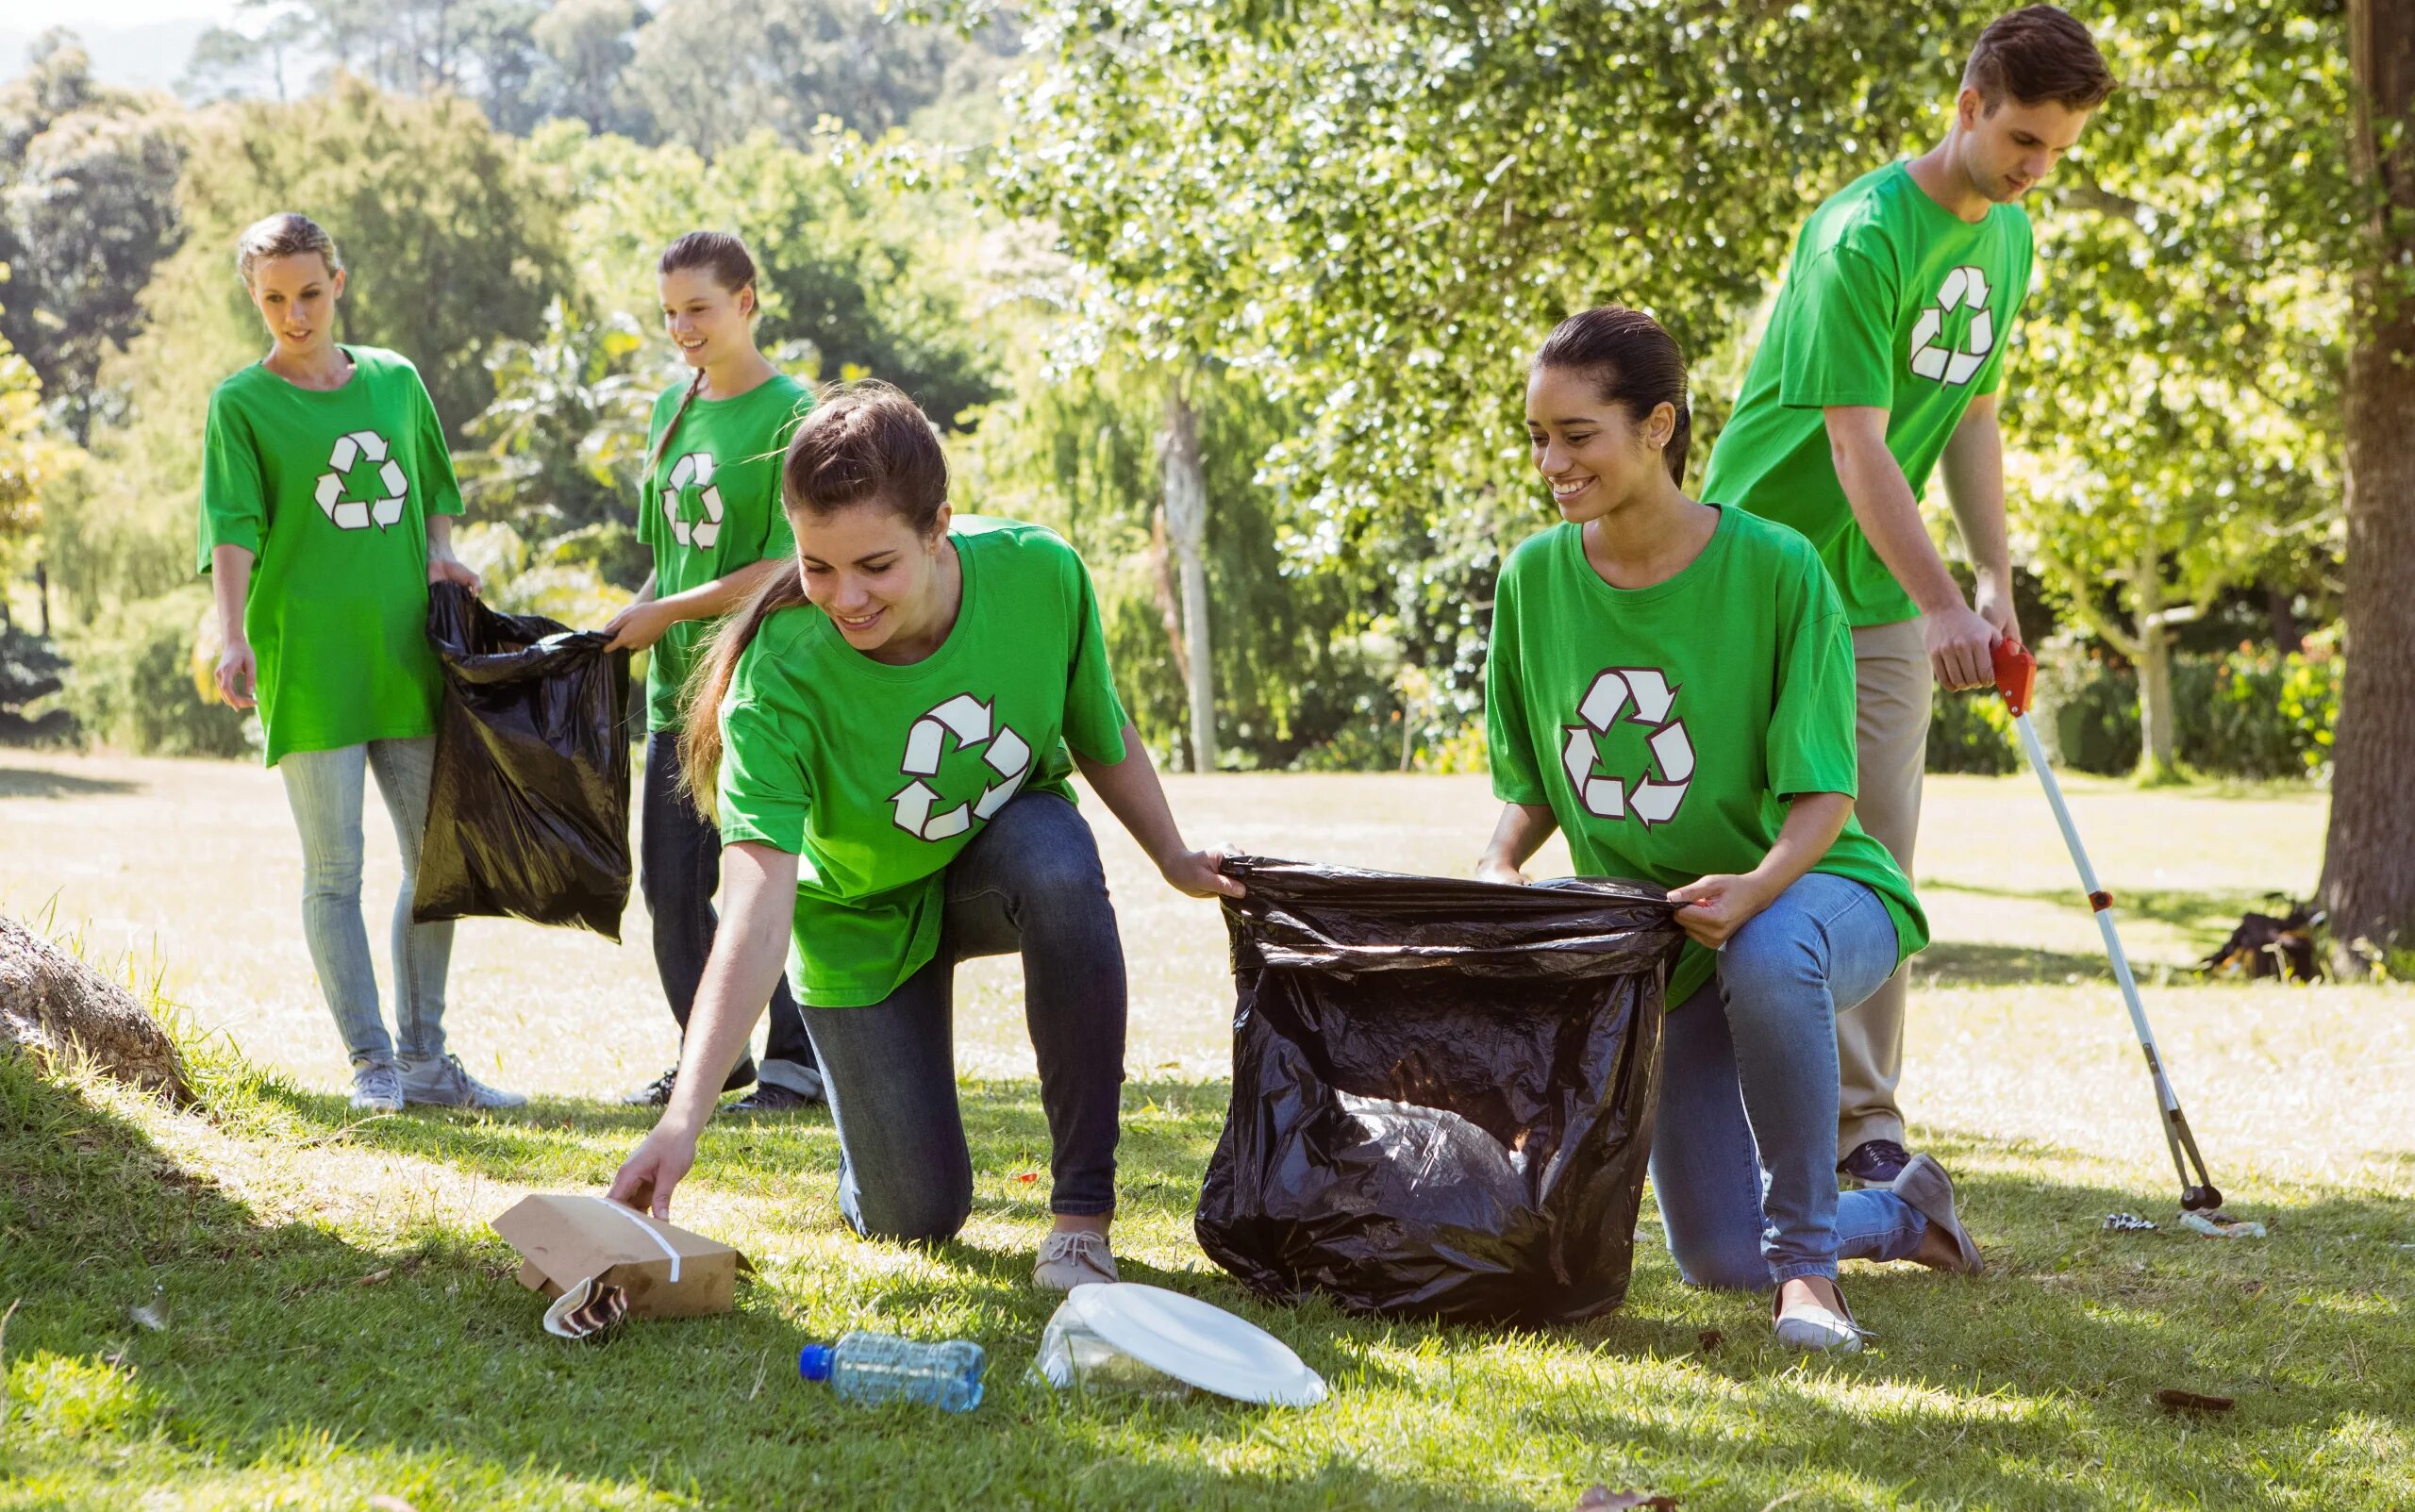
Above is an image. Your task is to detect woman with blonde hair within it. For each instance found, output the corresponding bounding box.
[200,212,523,1112]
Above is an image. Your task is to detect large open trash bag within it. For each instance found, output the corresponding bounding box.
[1197,856,1684,1325]
[412,582,633,940]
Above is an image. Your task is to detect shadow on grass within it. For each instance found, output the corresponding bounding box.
[1923,879,2285,953]
[1907,940,2119,987]
[2,1059,1554,1510]
[12,1056,2413,1511]
[0,764,137,799]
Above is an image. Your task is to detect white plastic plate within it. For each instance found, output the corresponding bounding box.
[1063,1282,1327,1406]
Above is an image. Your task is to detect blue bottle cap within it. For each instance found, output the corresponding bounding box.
[797,1343,834,1382]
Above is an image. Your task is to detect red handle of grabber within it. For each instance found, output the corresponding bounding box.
[1992,638,2037,716]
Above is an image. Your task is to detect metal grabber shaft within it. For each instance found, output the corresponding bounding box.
[1990,640,2224,1212]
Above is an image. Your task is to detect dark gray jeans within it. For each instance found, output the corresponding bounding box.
[802,790,1129,1241]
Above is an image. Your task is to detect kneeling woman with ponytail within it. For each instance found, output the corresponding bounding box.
[609,381,1241,1289]
[1476,307,1982,1351]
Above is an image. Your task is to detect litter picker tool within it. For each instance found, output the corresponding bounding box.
[1990,640,2224,1213]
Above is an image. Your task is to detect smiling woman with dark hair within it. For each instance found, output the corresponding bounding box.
[1477,307,1982,1352]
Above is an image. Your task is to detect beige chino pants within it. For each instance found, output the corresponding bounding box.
[1840,618,1930,1153]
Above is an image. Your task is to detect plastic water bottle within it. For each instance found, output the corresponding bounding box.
[797,1332,987,1412]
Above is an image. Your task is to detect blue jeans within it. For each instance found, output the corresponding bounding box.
[641,733,818,1093]
[278,737,451,1066]
[1650,872,1929,1288]
[800,791,1128,1242]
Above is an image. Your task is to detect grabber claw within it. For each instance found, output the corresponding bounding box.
[1990,635,2224,1216]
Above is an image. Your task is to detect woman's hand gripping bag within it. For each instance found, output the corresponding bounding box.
[1197,856,1684,1325]
[413,582,634,939]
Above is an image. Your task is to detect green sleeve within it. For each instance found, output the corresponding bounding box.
[1485,571,1548,806]
[1059,546,1129,765]
[1776,244,1897,411]
[716,696,811,851]
[636,399,672,556]
[1976,234,2031,398]
[1766,559,1860,800]
[758,483,796,562]
[197,387,266,572]
[410,372,464,518]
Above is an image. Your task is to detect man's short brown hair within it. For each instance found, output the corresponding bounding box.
[1964,6,2117,111]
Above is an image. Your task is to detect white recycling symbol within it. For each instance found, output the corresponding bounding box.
[1907,264,1995,387]
[313,429,408,531]
[889,692,1032,841]
[661,451,724,550]
[1560,667,1695,827]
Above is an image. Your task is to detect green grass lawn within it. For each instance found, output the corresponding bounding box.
[4,758,2413,1509]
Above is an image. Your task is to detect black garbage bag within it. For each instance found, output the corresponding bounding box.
[412,582,633,940]
[1196,856,1684,1325]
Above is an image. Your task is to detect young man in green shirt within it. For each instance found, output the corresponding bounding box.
[1701,6,2115,1186]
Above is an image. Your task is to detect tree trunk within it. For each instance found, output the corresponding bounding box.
[1,914,194,1105]
[2130,541,2180,782]
[1160,378,1217,773]
[2266,585,2302,653]
[2322,0,2415,951]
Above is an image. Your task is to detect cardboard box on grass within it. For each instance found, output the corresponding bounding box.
[493,1194,751,1320]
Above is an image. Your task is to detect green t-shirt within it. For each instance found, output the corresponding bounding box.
[637,374,810,730]
[1701,161,2035,626]
[195,345,464,766]
[1485,507,1928,1009]
[714,517,1132,1007]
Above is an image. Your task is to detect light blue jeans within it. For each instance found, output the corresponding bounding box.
[1650,872,1929,1288]
[277,737,453,1067]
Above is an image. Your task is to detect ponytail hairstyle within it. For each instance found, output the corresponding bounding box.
[643,230,763,486]
[1532,305,1693,486]
[236,212,342,287]
[677,379,952,816]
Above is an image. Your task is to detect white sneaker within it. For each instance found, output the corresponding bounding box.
[399,1053,528,1109]
[349,1060,404,1113]
[1033,1229,1119,1291]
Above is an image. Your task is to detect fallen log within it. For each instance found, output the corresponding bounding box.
[1,913,195,1105]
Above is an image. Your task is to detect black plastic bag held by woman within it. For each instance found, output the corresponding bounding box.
[1197,856,1684,1325]
[413,582,633,939]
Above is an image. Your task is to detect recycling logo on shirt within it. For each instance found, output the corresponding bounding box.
[1560,667,1695,827]
[660,451,724,550]
[889,692,1033,841]
[1907,265,1995,387]
[313,429,408,531]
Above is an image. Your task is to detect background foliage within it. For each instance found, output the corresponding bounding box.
[0,0,2365,785]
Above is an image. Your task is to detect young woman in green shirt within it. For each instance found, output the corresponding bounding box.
[197,212,522,1114]
[608,381,1241,1290]
[595,231,824,1117]
[1477,307,1982,1351]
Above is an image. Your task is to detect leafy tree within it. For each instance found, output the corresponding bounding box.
[155,75,569,441]
[2007,3,2352,781]
[993,0,1994,736]
[184,0,320,104]
[461,294,655,582]
[534,123,1000,427]
[0,33,186,441]
[621,0,965,155]
[958,343,1384,769]
[181,0,547,129]
[529,0,648,137]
